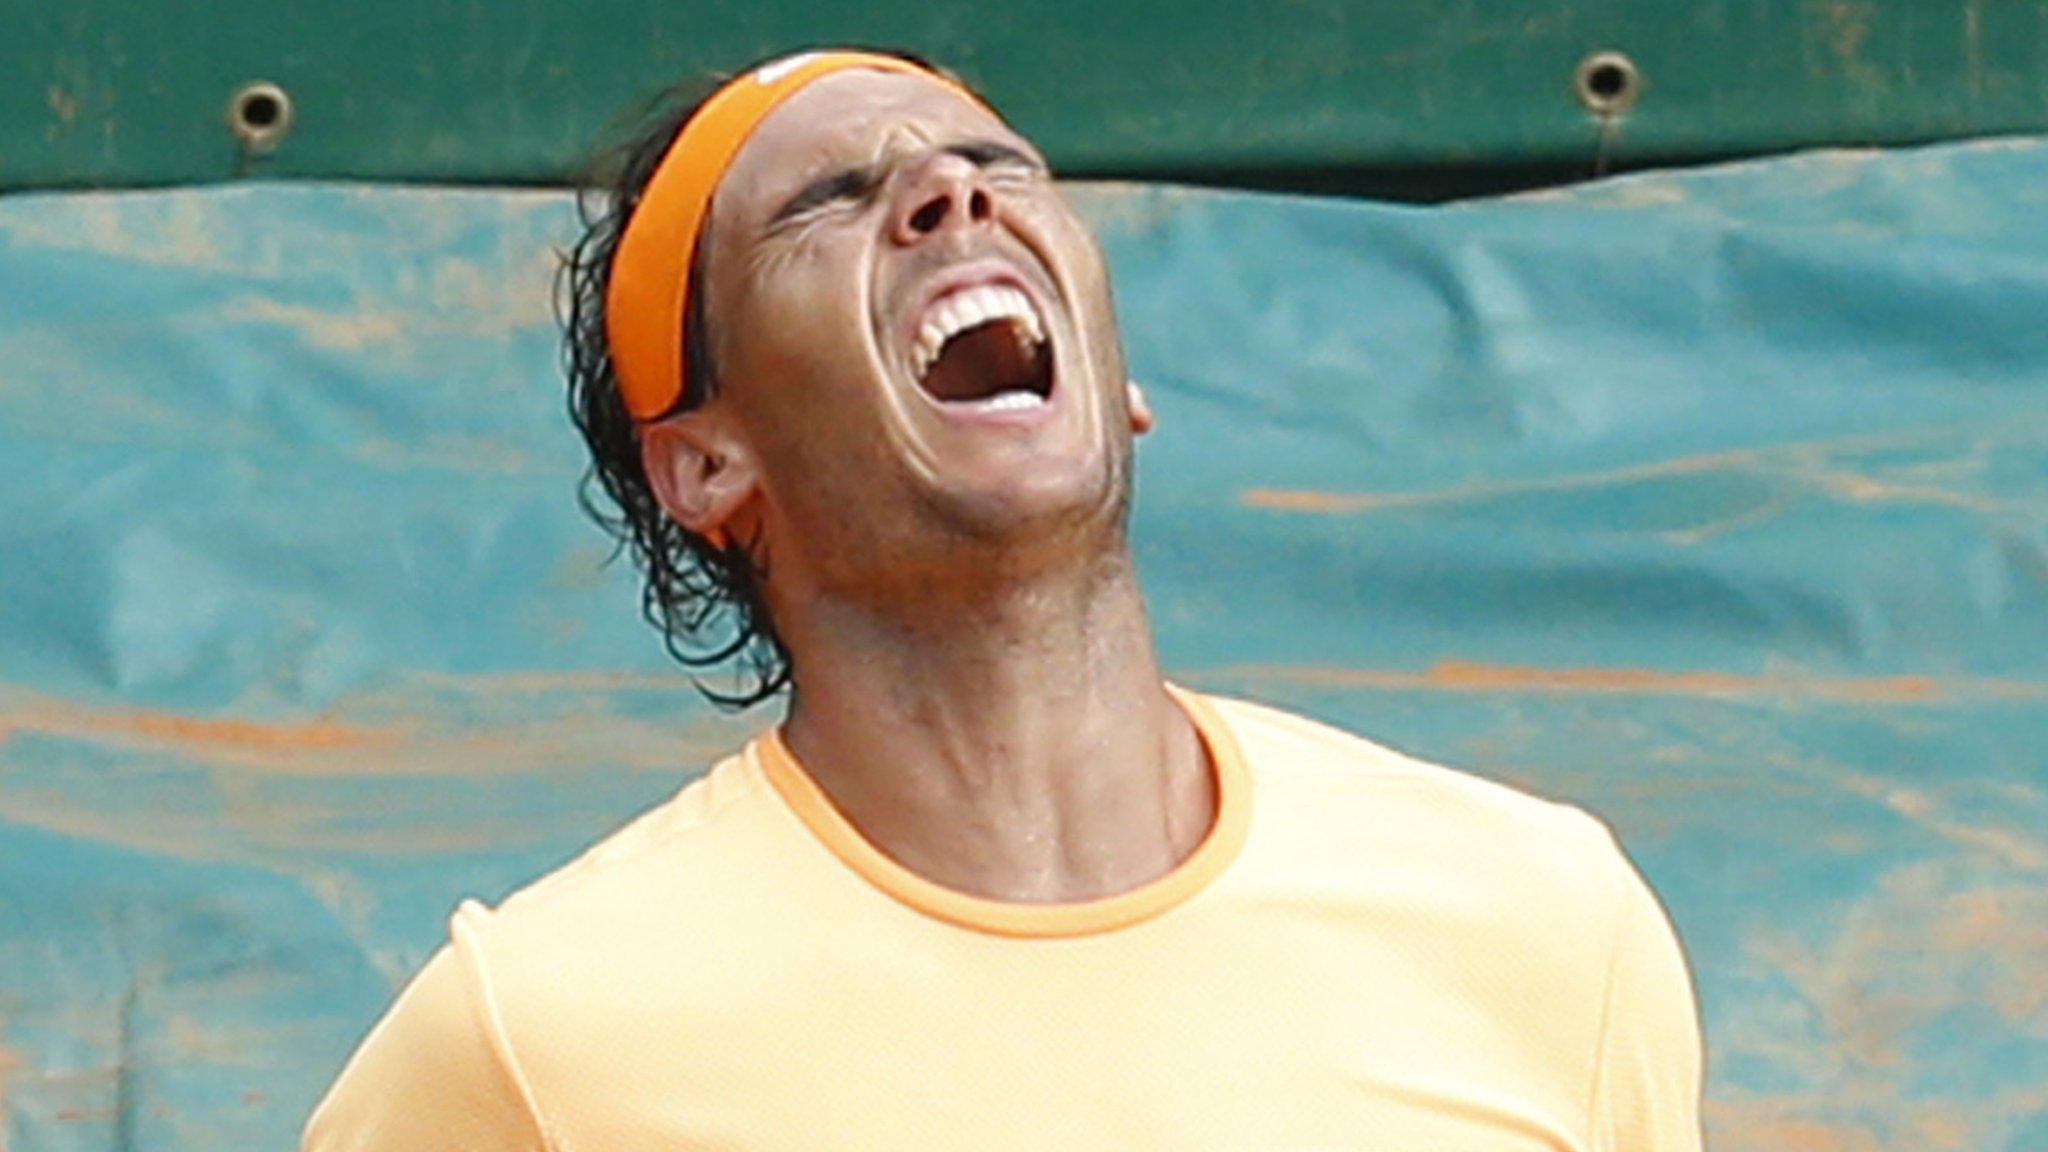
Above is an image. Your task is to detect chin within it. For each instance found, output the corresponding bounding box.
[918,453,1130,546]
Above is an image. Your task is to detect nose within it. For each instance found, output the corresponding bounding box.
[889,152,996,245]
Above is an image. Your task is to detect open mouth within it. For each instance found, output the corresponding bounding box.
[911,283,1054,413]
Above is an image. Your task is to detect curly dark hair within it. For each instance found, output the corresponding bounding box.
[555,50,950,709]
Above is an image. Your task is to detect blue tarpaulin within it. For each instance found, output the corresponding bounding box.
[3,137,2046,1150]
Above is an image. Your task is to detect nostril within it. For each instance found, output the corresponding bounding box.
[910,195,950,234]
[969,189,991,220]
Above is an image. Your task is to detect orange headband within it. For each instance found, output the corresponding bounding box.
[606,50,984,421]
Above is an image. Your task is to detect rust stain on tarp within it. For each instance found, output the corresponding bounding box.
[0,677,751,779]
[1240,447,1762,514]
[1239,427,2017,519]
[1706,1063,2048,1147]
[0,678,751,866]
[1701,1099,1967,1152]
[1734,859,2048,1115]
[1,696,397,758]
[396,669,697,694]
[1703,852,2048,1139]
[100,710,383,750]
[0,1036,25,1136]
[1210,660,2048,703]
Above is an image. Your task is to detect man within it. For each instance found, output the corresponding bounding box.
[304,49,1705,1151]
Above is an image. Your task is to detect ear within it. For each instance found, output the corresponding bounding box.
[1127,379,1156,435]
[638,410,757,548]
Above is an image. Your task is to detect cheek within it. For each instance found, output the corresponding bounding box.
[723,236,879,397]
[1068,229,1115,318]
[1046,221,1124,378]
[724,247,907,485]
[1027,205,1112,323]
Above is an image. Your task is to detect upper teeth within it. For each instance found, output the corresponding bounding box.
[914,283,1045,380]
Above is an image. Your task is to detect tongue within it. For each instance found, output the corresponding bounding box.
[922,320,1038,403]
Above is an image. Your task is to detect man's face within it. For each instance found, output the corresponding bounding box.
[685,67,1145,598]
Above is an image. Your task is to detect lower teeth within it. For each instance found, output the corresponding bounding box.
[977,389,1047,412]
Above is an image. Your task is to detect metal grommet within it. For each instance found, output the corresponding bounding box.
[1574,51,1641,117]
[228,81,294,154]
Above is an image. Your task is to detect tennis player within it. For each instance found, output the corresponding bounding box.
[303,49,1705,1152]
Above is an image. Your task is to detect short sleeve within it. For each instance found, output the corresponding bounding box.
[302,902,552,1152]
[1588,833,1707,1152]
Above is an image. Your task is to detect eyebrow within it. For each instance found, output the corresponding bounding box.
[765,138,1047,231]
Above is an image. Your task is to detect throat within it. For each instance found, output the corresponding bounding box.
[772,536,1175,906]
[777,576,1205,905]
[783,552,1162,775]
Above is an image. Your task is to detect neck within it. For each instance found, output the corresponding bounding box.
[775,546,1213,903]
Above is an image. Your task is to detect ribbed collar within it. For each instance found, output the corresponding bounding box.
[752,684,1252,939]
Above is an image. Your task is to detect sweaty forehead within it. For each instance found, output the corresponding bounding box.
[712,68,1012,229]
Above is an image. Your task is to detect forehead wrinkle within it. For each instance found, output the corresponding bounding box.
[736,71,1002,203]
[869,120,943,168]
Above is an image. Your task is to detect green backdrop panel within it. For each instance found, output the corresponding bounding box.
[4,0,2048,191]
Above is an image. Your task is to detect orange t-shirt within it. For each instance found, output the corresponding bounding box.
[303,688,1705,1151]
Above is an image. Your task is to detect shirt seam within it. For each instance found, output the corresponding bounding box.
[453,906,561,1152]
[1580,820,1630,1152]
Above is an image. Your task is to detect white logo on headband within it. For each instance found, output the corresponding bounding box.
[754,52,826,85]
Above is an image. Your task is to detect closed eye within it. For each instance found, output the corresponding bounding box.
[767,166,884,232]
[764,139,1047,236]
[947,140,1044,175]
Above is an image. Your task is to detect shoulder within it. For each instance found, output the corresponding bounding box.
[1202,688,1663,1005]
[1201,690,1642,940]
[302,750,777,1152]
[304,910,553,1151]
[445,743,770,953]
[1205,690,1616,853]
[395,744,784,1055]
